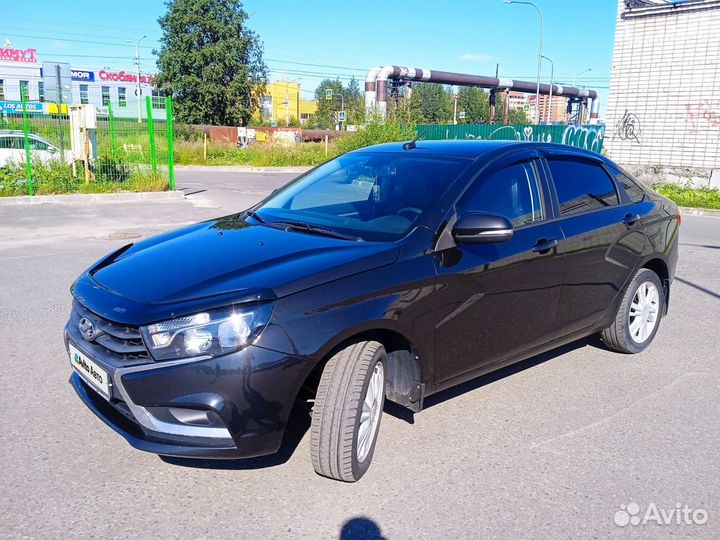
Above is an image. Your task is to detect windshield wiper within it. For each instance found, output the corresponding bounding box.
[267,220,363,241]
[244,209,265,223]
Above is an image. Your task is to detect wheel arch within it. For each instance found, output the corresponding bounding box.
[640,256,670,313]
[302,324,427,412]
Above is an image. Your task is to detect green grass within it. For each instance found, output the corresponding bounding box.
[174,140,333,166]
[0,161,167,197]
[656,184,720,210]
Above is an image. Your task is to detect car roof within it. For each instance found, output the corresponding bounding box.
[352,139,605,162]
[0,130,26,136]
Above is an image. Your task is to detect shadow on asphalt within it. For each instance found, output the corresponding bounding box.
[162,336,602,470]
[339,517,386,540]
[675,276,720,300]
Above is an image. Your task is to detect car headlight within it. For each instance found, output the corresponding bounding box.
[140,303,273,361]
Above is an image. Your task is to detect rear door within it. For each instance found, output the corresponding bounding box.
[543,152,648,336]
[433,152,566,384]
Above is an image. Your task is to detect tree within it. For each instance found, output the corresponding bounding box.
[409,83,452,124]
[155,0,268,126]
[345,77,365,126]
[457,87,489,123]
[311,79,343,129]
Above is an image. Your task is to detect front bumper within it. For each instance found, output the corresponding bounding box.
[66,323,311,459]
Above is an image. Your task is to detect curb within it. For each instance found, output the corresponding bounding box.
[679,206,720,218]
[0,191,185,205]
[174,165,312,173]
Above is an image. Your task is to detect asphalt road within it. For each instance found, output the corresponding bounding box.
[1,168,718,540]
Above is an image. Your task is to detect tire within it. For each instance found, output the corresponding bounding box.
[601,268,664,354]
[310,341,386,482]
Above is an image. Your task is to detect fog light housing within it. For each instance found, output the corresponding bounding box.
[146,406,225,428]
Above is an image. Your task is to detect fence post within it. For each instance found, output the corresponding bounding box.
[145,96,158,175]
[165,96,175,191]
[21,87,34,196]
[108,102,117,160]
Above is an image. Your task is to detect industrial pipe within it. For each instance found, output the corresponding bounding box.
[369,65,599,121]
[364,66,382,114]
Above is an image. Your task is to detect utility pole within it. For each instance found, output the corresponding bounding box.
[505,0,543,125]
[489,63,499,125]
[572,68,592,124]
[55,63,65,160]
[453,91,458,125]
[127,35,146,123]
[541,55,553,123]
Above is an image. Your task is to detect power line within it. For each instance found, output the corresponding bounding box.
[6,32,156,50]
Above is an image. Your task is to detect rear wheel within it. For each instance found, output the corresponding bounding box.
[310,341,386,482]
[601,268,664,353]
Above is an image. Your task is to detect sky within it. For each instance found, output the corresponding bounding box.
[4,0,618,111]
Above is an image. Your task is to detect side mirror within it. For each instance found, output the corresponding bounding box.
[452,212,514,244]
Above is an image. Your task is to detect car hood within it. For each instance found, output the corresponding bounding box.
[74,215,399,324]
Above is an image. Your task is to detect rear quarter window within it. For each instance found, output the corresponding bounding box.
[606,164,646,203]
[547,157,619,216]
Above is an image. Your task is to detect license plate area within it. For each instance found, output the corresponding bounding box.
[69,343,111,398]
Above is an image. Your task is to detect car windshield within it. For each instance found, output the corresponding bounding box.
[254,152,469,242]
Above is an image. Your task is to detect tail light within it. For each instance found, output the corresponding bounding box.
[677,210,682,226]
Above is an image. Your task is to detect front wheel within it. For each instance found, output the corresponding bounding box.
[601,268,665,353]
[310,341,386,482]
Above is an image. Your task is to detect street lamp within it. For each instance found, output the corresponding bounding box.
[541,55,553,123]
[572,67,592,87]
[572,68,592,124]
[504,0,543,125]
[127,35,147,123]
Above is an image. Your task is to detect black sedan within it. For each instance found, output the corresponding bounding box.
[65,140,679,482]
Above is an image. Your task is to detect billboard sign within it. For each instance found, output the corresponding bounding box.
[0,101,44,114]
[71,70,95,82]
[0,47,37,63]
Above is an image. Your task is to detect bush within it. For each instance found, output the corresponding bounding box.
[94,156,132,183]
[175,124,204,142]
[335,119,417,154]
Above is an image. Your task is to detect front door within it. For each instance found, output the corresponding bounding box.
[433,156,566,385]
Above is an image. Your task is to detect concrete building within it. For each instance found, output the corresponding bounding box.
[257,81,318,126]
[1,42,165,119]
[528,94,570,123]
[604,0,720,185]
[506,90,529,111]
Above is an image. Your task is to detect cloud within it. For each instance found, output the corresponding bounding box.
[459,53,494,63]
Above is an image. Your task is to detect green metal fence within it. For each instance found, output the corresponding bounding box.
[417,123,606,153]
[0,90,175,197]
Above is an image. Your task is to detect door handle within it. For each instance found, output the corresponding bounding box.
[623,213,641,226]
[532,238,558,254]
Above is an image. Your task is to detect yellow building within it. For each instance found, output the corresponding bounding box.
[256,81,317,126]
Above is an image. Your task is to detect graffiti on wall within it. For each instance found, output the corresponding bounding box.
[560,125,605,153]
[419,124,606,153]
[612,109,641,144]
[686,101,720,131]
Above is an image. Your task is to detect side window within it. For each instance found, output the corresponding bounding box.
[0,137,11,149]
[547,157,619,216]
[462,160,545,227]
[30,139,48,151]
[606,164,646,203]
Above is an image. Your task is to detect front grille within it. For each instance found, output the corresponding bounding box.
[73,301,151,362]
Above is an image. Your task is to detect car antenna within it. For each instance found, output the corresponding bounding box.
[402,138,418,150]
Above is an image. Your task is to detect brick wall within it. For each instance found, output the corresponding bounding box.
[605,0,720,172]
